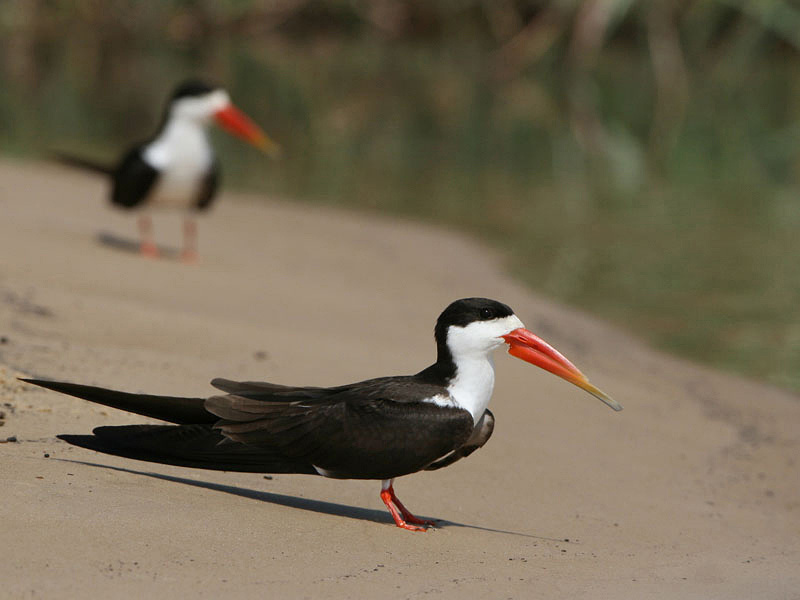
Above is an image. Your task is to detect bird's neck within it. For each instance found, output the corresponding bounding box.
[417,348,496,425]
[447,353,496,425]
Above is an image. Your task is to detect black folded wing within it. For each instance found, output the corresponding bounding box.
[28,376,477,480]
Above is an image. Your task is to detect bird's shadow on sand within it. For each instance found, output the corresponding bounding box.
[58,458,558,540]
[96,231,180,260]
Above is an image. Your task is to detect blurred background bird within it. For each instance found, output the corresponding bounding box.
[52,80,279,261]
[0,1,797,391]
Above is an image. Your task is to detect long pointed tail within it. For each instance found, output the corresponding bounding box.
[24,378,319,474]
[21,378,214,424]
[50,151,114,175]
[57,424,316,474]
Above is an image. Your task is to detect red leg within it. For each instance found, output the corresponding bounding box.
[379,480,435,531]
[388,486,437,527]
[181,218,198,263]
[138,215,158,258]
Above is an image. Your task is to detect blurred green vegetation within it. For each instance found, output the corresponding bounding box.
[1,1,799,391]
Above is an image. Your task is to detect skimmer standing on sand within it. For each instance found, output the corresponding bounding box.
[24,298,621,531]
[53,79,280,262]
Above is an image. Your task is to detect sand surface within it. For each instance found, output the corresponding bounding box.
[1,159,798,599]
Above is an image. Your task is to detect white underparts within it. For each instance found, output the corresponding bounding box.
[142,114,214,210]
[313,465,336,478]
[420,394,457,409]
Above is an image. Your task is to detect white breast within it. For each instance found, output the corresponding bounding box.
[142,120,213,210]
[446,355,496,424]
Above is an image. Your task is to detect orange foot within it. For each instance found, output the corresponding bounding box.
[140,242,159,259]
[380,485,437,531]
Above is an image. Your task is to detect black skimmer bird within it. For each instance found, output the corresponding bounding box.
[23,298,621,531]
[54,79,278,262]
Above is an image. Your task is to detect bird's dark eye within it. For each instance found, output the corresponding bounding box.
[480,307,494,319]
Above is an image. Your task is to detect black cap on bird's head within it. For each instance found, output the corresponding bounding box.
[170,79,219,101]
[434,298,515,347]
[163,78,281,157]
